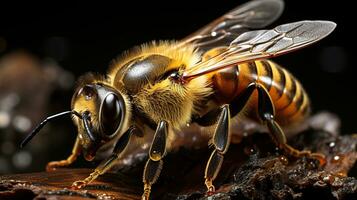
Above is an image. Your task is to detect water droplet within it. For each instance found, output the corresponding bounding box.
[331,154,345,164]
[150,151,161,161]
[279,155,289,165]
[333,155,340,161]
[329,142,336,148]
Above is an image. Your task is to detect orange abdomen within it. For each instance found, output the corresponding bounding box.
[211,60,310,127]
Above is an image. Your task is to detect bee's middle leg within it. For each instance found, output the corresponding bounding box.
[202,104,231,194]
[199,83,259,194]
[71,126,136,189]
[201,83,266,194]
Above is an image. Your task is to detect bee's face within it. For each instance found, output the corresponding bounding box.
[72,83,126,161]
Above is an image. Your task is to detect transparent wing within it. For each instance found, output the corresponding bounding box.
[180,0,285,52]
[182,20,336,79]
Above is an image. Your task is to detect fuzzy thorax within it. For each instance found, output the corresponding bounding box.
[134,75,211,130]
[108,41,212,130]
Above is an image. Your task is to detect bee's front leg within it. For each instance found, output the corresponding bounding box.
[46,137,81,172]
[71,126,137,189]
[142,120,168,200]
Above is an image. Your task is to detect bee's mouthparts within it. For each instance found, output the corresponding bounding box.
[81,111,98,142]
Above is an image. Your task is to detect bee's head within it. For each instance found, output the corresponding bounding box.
[20,73,130,162]
[71,73,129,161]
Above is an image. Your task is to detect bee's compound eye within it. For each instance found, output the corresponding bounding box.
[101,93,123,136]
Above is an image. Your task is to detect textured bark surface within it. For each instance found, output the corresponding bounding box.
[0,129,356,200]
[0,169,141,200]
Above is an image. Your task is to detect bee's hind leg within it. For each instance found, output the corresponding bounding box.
[201,82,326,196]
[255,83,326,165]
[71,126,137,189]
[142,120,168,200]
[46,136,81,172]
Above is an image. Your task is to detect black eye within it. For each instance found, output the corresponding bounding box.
[100,93,124,136]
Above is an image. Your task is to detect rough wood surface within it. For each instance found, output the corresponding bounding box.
[0,169,142,200]
[1,129,356,200]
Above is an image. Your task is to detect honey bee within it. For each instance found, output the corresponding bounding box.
[21,0,336,199]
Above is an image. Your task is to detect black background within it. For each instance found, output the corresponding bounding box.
[0,0,355,135]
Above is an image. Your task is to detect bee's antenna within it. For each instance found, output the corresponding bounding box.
[82,112,96,142]
[20,110,81,148]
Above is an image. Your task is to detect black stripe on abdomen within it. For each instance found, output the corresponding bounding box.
[276,66,286,99]
[248,62,258,82]
[260,60,273,91]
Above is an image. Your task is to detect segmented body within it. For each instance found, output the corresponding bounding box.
[108,42,310,130]
[211,60,310,126]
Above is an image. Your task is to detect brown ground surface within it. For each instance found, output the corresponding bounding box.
[0,129,356,200]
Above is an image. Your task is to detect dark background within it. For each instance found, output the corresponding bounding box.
[0,0,355,174]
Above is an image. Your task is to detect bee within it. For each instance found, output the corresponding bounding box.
[21,0,336,199]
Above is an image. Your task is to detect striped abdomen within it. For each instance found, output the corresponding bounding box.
[212,60,310,127]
